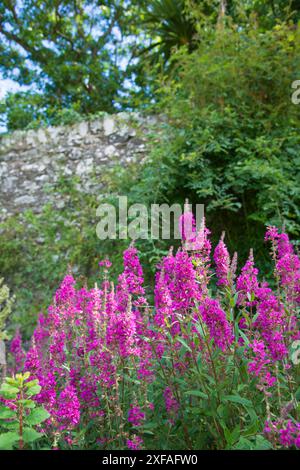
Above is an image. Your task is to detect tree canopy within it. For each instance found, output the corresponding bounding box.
[1,0,300,129]
[0,0,142,128]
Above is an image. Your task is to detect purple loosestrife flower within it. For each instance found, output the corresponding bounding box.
[172,250,200,310]
[179,210,197,244]
[199,298,234,351]
[155,249,199,317]
[78,375,100,408]
[154,262,175,329]
[276,252,300,304]
[236,249,259,307]
[189,218,212,296]
[127,435,143,450]
[133,308,154,381]
[193,218,211,259]
[0,395,17,411]
[254,292,288,361]
[163,387,179,419]
[213,232,230,287]
[279,421,300,448]
[108,247,147,358]
[56,385,80,431]
[265,227,300,305]
[115,272,131,314]
[230,252,238,280]
[33,314,50,356]
[55,274,76,305]
[264,419,300,448]
[10,330,25,373]
[16,228,300,450]
[24,345,41,378]
[179,210,211,260]
[122,245,145,296]
[107,280,140,358]
[248,340,276,389]
[99,259,112,268]
[154,248,200,343]
[128,404,145,427]
[265,226,293,259]
[120,298,140,358]
[49,330,66,365]
[96,351,116,388]
[36,370,57,415]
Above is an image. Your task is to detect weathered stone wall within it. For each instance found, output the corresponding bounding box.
[0,113,155,221]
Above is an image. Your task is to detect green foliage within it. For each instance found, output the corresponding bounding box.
[141,0,198,62]
[0,0,145,130]
[0,278,14,341]
[2,1,300,130]
[117,21,300,270]
[50,108,86,127]
[0,372,49,450]
[0,92,46,131]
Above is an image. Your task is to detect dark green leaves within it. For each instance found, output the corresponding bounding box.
[0,431,19,450]
[0,374,48,450]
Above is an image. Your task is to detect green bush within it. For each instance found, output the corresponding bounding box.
[118,22,300,271]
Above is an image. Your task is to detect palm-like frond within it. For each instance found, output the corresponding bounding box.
[142,0,198,61]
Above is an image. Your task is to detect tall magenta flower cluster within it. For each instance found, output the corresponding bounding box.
[128,404,145,427]
[264,419,300,448]
[163,387,180,417]
[56,385,81,431]
[236,250,259,306]
[247,340,276,389]
[9,330,25,373]
[265,226,300,305]
[199,298,234,351]
[16,245,153,448]
[8,224,299,450]
[213,232,230,287]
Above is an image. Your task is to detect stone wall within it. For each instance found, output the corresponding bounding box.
[0,113,156,221]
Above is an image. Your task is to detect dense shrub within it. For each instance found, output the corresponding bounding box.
[2,220,299,450]
[122,22,300,270]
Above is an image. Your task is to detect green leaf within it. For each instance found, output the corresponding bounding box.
[177,337,192,353]
[22,427,43,443]
[194,322,205,338]
[234,436,253,450]
[140,422,158,430]
[24,379,39,389]
[23,372,31,381]
[18,399,35,408]
[242,420,260,437]
[0,408,16,420]
[2,421,19,431]
[222,424,240,446]
[185,390,208,399]
[223,395,253,408]
[238,330,250,345]
[0,432,19,450]
[0,383,19,398]
[25,408,50,426]
[26,385,41,397]
[5,378,18,386]
[254,435,273,450]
